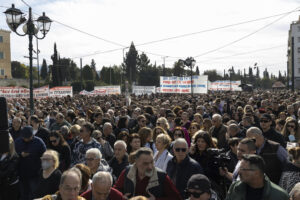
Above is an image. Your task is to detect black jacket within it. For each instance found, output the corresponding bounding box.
[35,126,50,147]
[166,155,203,198]
[262,128,286,148]
[0,153,19,186]
[108,154,129,179]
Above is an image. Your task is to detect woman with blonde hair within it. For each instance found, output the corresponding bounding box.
[33,150,62,199]
[0,135,19,200]
[153,134,173,172]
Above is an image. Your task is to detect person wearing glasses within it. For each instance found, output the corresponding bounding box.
[33,150,62,199]
[225,154,289,200]
[84,148,112,178]
[282,119,300,143]
[166,138,203,198]
[48,131,71,172]
[259,113,286,148]
[185,174,218,200]
[91,130,114,161]
[189,123,201,139]
[114,147,181,200]
[40,167,85,200]
[246,127,288,185]
[130,115,147,134]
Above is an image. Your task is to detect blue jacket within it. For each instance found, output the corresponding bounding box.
[15,136,46,179]
[166,155,203,198]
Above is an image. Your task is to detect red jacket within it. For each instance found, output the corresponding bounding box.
[80,187,125,200]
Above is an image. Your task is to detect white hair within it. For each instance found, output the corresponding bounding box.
[86,148,102,159]
[212,114,222,121]
[290,183,300,199]
[103,122,112,130]
[173,138,188,149]
[114,140,127,149]
[247,127,263,136]
[92,171,113,186]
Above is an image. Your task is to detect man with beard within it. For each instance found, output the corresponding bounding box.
[114,147,181,200]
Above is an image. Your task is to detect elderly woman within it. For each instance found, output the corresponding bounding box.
[91,130,114,161]
[33,150,62,199]
[153,134,173,172]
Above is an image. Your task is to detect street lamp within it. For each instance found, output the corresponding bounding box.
[183,57,196,97]
[4,4,52,114]
[228,68,234,91]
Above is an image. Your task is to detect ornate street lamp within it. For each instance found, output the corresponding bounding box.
[183,57,196,97]
[4,4,52,114]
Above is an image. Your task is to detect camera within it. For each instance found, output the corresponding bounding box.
[207,148,231,169]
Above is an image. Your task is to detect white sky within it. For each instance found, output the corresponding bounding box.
[1,0,300,77]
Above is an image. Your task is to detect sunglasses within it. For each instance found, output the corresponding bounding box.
[174,133,183,137]
[175,148,187,152]
[190,127,197,129]
[50,140,57,143]
[260,120,270,123]
[185,191,206,198]
[287,125,295,128]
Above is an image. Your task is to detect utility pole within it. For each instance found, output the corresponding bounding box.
[292,37,295,91]
[80,58,83,91]
[162,56,168,76]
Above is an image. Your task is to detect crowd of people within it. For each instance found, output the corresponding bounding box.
[1,90,300,200]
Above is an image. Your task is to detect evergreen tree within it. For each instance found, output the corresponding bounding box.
[123,42,138,83]
[11,61,27,78]
[137,52,150,72]
[51,43,60,86]
[91,59,100,81]
[173,60,185,76]
[40,59,48,80]
[196,66,200,75]
[82,65,94,80]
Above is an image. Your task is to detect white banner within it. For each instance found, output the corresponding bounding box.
[208,80,242,91]
[159,75,208,94]
[94,86,121,95]
[132,86,156,95]
[49,86,73,97]
[34,85,49,98]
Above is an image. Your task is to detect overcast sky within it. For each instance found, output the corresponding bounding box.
[1,0,300,77]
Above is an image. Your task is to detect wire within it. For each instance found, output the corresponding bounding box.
[193,7,299,58]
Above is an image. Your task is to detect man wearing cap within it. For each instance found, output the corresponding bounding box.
[259,113,286,148]
[185,174,218,200]
[15,126,46,200]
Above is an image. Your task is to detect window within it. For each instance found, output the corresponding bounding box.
[0,69,4,76]
[0,36,2,43]
[0,52,3,59]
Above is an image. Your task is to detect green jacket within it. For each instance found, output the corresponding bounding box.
[225,176,289,200]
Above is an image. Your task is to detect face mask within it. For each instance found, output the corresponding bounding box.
[41,161,52,170]
[289,135,296,142]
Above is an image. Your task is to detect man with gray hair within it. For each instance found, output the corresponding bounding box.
[114,147,181,200]
[246,127,288,184]
[209,114,227,149]
[290,183,300,200]
[81,171,124,200]
[103,122,116,148]
[166,138,203,198]
[85,148,112,177]
[109,140,129,179]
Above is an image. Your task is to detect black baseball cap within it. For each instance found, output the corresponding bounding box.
[260,113,272,121]
[21,126,33,139]
[187,174,212,193]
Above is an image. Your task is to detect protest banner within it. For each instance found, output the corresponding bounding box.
[49,86,73,97]
[208,80,242,91]
[159,75,208,94]
[94,86,121,95]
[34,85,49,98]
[132,86,156,95]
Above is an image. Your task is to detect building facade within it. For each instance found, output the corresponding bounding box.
[0,29,12,79]
[287,17,300,89]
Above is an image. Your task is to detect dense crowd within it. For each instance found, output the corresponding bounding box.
[1,91,300,200]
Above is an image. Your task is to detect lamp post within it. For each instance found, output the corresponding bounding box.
[4,4,51,114]
[183,57,196,97]
[228,68,233,91]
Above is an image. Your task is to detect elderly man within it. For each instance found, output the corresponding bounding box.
[209,114,227,149]
[227,123,245,139]
[9,117,22,140]
[166,138,203,198]
[85,148,112,177]
[259,113,286,148]
[114,147,181,200]
[225,154,289,200]
[103,122,116,148]
[41,168,85,200]
[72,122,102,166]
[50,113,71,131]
[109,140,129,179]
[246,127,288,184]
[81,172,124,200]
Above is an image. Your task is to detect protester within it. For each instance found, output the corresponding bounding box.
[85,148,112,177]
[209,114,227,149]
[33,150,62,199]
[167,138,204,198]
[153,133,173,172]
[9,117,22,140]
[81,171,124,200]
[114,147,182,199]
[108,140,129,179]
[290,183,300,200]
[225,154,289,200]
